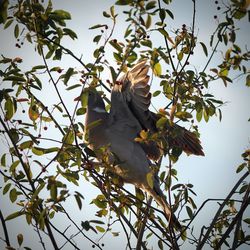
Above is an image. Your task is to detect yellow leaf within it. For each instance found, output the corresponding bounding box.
[146,172,154,189]
[153,62,162,77]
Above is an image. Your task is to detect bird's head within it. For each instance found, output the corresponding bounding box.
[86,88,106,113]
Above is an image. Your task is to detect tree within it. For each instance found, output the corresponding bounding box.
[0,0,249,249]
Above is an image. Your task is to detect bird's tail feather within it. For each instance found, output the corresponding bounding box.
[143,178,182,231]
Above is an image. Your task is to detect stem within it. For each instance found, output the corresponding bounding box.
[0,210,10,247]
[197,171,249,249]
[0,117,59,250]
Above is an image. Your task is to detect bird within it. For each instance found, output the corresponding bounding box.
[85,60,204,230]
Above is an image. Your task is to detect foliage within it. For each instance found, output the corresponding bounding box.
[0,0,249,249]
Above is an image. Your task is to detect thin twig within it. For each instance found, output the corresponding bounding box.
[197,171,249,249]
[0,210,11,247]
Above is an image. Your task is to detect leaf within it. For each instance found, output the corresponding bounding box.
[175,111,192,120]
[146,172,154,189]
[9,188,17,203]
[1,153,6,167]
[29,105,39,121]
[3,183,11,195]
[115,0,133,5]
[63,67,74,85]
[156,117,167,128]
[236,163,246,173]
[10,160,20,173]
[5,211,24,221]
[17,234,23,246]
[145,14,152,29]
[14,24,19,38]
[243,218,250,224]
[51,10,71,20]
[153,62,162,76]
[74,194,82,210]
[89,24,107,30]
[109,40,123,52]
[19,140,33,150]
[140,40,152,48]
[158,240,164,250]
[96,226,105,233]
[186,206,193,219]
[93,35,102,44]
[200,42,208,57]
[63,130,75,145]
[246,75,250,87]
[4,19,13,29]
[153,90,161,97]
[4,97,14,120]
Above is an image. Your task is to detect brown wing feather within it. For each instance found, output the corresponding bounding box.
[114,60,204,158]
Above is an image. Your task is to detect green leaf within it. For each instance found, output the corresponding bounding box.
[156,117,167,128]
[0,0,9,24]
[19,140,33,150]
[1,153,6,167]
[243,218,250,224]
[140,40,152,48]
[109,40,123,52]
[145,14,152,29]
[74,194,82,210]
[236,163,246,173]
[115,0,133,5]
[63,130,75,145]
[4,97,14,120]
[5,211,24,221]
[158,240,164,250]
[93,35,102,44]
[146,172,154,189]
[89,24,107,30]
[81,91,89,108]
[63,67,74,85]
[9,188,17,203]
[186,206,193,219]
[96,225,105,233]
[66,84,82,91]
[3,183,11,195]
[63,28,77,39]
[4,19,13,29]
[14,24,19,38]
[200,42,208,57]
[51,10,71,20]
[3,75,26,82]
[10,160,20,173]
[146,1,156,10]
[153,90,161,97]
[175,111,192,120]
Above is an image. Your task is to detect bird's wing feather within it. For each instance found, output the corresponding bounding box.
[112,60,204,157]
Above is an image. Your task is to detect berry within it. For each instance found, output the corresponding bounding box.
[44,126,48,131]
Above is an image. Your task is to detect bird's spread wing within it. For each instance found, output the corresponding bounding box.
[111,60,161,160]
[112,60,204,157]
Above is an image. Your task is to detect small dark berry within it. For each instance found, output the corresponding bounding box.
[38,134,41,138]
[44,126,48,130]
[215,1,218,4]
[101,243,104,247]
[21,42,24,45]
[214,15,218,19]
[113,39,117,43]
[101,30,104,33]
[22,110,25,113]
[217,6,221,10]
[17,120,22,124]
[92,245,95,248]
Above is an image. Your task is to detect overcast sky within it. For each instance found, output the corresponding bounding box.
[0,0,250,249]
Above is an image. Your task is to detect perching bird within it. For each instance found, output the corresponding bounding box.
[85,60,204,230]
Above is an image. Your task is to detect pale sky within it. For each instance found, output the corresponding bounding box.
[0,0,249,249]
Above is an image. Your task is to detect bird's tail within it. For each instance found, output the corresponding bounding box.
[143,176,182,231]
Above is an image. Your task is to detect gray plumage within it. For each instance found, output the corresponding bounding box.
[85,60,203,229]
